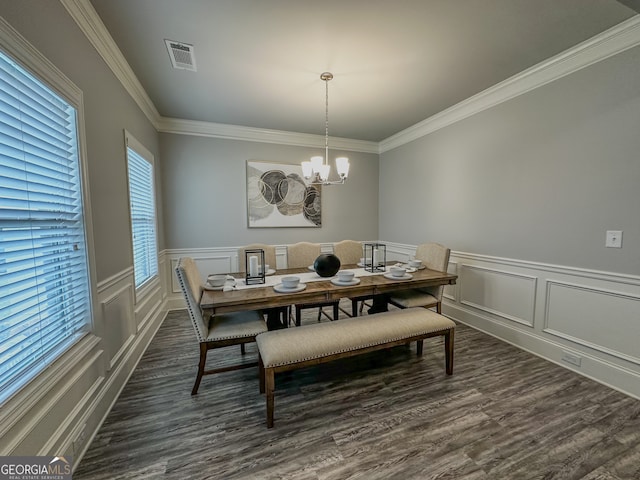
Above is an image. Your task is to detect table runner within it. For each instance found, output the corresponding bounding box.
[231,266,397,290]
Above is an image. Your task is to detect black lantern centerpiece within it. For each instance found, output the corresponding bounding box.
[245,248,266,285]
[364,243,386,273]
[313,253,341,277]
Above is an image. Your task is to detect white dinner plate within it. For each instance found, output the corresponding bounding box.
[273,283,307,293]
[394,264,418,273]
[356,262,371,268]
[330,278,361,287]
[203,279,237,291]
[383,273,413,281]
[263,268,276,276]
[307,265,315,271]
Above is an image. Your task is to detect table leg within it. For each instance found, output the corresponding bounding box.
[367,294,389,314]
[266,307,288,330]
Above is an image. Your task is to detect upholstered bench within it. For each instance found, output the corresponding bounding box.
[256,307,455,428]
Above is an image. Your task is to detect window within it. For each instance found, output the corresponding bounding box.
[125,133,158,290]
[0,49,91,402]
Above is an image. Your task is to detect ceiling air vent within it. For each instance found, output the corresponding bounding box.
[164,39,197,71]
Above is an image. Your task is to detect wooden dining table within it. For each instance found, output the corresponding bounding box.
[200,263,457,329]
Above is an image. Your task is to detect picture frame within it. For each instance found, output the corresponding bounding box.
[246,160,322,228]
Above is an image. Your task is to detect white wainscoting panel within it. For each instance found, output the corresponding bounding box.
[446,250,640,399]
[443,261,458,302]
[544,280,640,365]
[100,283,135,371]
[460,264,537,327]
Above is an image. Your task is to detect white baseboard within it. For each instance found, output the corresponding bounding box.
[445,302,640,400]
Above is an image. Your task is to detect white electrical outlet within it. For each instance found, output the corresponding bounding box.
[606,230,623,248]
[561,351,582,367]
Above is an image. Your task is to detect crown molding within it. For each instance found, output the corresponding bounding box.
[379,15,640,153]
[59,0,161,128]
[156,117,380,153]
[61,1,639,156]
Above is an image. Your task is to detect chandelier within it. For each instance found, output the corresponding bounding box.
[301,72,350,185]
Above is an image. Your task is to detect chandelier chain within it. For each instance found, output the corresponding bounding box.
[324,75,329,165]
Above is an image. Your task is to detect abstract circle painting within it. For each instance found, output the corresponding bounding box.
[247,161,321,227]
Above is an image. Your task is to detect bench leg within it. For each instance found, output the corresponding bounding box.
[259,354,265,394]
[444,328,454,375]
[416,339,423,356]
[265,368,275,428]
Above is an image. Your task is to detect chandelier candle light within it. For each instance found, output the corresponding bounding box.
[301,72,350,185]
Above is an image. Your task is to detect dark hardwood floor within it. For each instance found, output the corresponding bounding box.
[74,302,640,479]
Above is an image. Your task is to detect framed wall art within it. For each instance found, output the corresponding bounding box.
[246,160,322,228]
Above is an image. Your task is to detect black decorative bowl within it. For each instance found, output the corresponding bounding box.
[313,253,341,277]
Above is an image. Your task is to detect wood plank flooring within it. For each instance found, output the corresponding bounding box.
[74,302,640,479]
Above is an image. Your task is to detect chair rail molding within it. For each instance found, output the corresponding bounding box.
[0,262,167,465]
[165,242,639,399]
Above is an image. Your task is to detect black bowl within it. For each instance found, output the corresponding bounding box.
[313,253,341,277]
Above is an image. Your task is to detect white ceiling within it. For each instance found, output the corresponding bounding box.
[89,0,636,142]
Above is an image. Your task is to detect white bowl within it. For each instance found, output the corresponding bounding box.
[337,270,355,282]
[409,259,422,268]
[259,264,270,274]
[281,276,300,289]
[390,267,406,277]
[207,274,226,287]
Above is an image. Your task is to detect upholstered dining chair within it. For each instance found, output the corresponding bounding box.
[333,239,363,265]
[388,242,451,313]
[238,243,277,273]
[175,257,268,395]
[286,242,321,270]
[286,242,339,325]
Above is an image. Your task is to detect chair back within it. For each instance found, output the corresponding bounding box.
[175,257,208,343]
[287,242,321,268]
[415,243,451,301]
[238,243,277,272]
[333,240,362,265]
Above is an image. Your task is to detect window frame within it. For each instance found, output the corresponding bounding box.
[124,130,159,301]
[0,17,97,408]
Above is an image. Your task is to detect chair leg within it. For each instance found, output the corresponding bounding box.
[444,328,454,375]
[259,354,265,394]
[416,339,424,356]
[317,307,323,322]
[240,343,246,354]
[192,343,208,395]
[265,367,275,428]
[436,301,442,314]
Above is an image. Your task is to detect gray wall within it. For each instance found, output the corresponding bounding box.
[0,0,162,281]
[160,133,379,248]
[0,0,167,460]
[379,45,640,275]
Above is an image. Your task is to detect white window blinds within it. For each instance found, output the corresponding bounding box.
[126,141,158,289]
[0,50,90,402]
